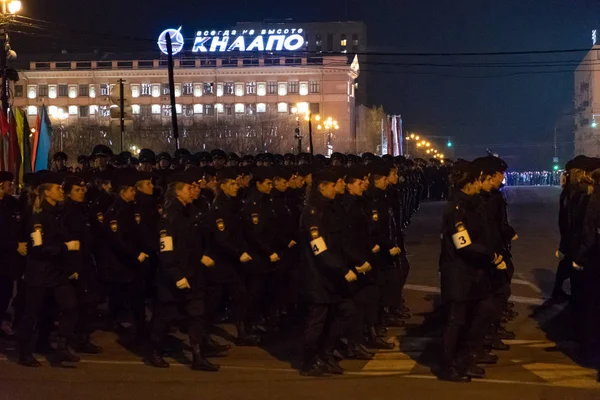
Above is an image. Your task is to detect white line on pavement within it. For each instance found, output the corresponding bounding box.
[404,284,545,305]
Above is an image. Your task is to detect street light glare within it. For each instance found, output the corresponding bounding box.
[315,115,321,121]
[8,0,21,14]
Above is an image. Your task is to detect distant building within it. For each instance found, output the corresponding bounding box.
[574,44,600,157]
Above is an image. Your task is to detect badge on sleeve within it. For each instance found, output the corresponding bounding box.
[310,237,327,256]
[310,226,320,239]
[372,210,379,222]
[216,218,225,232]
[96,212,104,223]
[31,224,43,247]
[135,213,141,224]
[251,213,259,225]
[159,230,173,252]
[110,220,118,232]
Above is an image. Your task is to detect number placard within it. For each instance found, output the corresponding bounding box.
[160,236,174,252]
[310,237,327,256]
[452,230,472,249]
[31,231,42,247]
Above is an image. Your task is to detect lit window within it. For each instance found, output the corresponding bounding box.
[68,85,77,99]
[89,85,96,98]
[235,103,245,113]
[162,105,172,117]
[257,103,266,113]
[235,83,244,97]
[132,105,140,114]
[309,80,321,94]
[175,84,181,97]
[182,104,194,116]
[131,84,140,98]
[152,84,160,98]
[48,85,57,99]
[140,83,152,97]
[193,84,203,97]
[182,83,193,96]
[89,105,98,115]
[27,105,37,115]
[217,83,224,97]
[278,102,288,113]
[99,106,110,118]
[193,104,203,114]
[204,83,214,95]
[48,105,58,116]
[215,103,224,113]
[257,82,266,96]
[100,84,110,96]
[27,85,37,99]
[175,104,182,114]
[278,83,287,96]
[299,82,308,96]
[68,105,78,115]
[246,82,257,95]
[152,104,161,114]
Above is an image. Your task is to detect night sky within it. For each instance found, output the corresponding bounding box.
[21,0,600,169]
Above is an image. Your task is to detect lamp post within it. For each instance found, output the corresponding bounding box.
[51,108,68,152]
[317,117,339,157]
[0,0,20,118]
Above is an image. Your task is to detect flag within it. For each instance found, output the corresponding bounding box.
[34,105,52,172]
[0,109,9,171]
[31,112,40,171]
[16,108,33,178]
[6,110,21,176]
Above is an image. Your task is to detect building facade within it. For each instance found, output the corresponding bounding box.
[574,46,600,157]
[12,53,359,155]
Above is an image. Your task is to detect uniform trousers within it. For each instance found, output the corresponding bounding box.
[150,297,206,345]
[303,299,355,361]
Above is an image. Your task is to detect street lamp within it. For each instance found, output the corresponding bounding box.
[0,0,21,118]
[6,0,20,14]
[51,109,68,151]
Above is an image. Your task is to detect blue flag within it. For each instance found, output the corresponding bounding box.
[34,105,52,172]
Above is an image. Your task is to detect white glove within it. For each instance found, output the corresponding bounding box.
[137,252,149,263]
[389,247,401,256]
[356,262,372,275]
[240,252,252,263]
[288,240,297,248]
[345,270,358,282]
[372,244,380,254]
[496,261,507,270]
[201,255,215,267]
[176,277,191,289]
[573,262,584,271]
[493,253,503,265]
[269,253,280,263]
[65,240,81,251]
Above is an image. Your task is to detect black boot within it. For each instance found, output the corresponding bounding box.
[300,354,330,377]
[18,344,41,368]
[324,355,344,375]
[475,350,499,364]
[235,322,259,346]
[203,337,231,357]
[438,366,471,382]
[366,327,394,349]
[497,327,516,340]
[76,334,103,354]
[191,343,220,371]
[35,338,54,354]
[346,343,374,360]
[146,345,170,368]
[55,337,81,363]
[458,356,486,379]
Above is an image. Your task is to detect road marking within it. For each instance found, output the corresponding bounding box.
[404,284,545,305]
[522,362,599,389]
[512,279,543,295]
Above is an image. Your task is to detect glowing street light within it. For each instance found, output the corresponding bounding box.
[7,0,21,14]
[410,133,415,139]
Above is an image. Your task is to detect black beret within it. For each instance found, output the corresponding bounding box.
[242,154,255,163]
[368,163,392,177]
[62,175,86,193]
[283,153,296,162]
[53,152,68,162]
[196,152,212,163]
[273,154,284,165]
[182,154,198,166]
[216,167,240,181]
[211,149,227,159]
[253,167,275,182]
[328,166,347,180]
[157,152,172,162]
[313,169,338,184]
[174,148,191,159]
[345,165,368,181]
[91,144,112,157]
[0,171,14,182]
[168,170,197,184]
[201,166,217,178]
[37,171,64,185]
[273,167,294,180]
[139,149,156,165]
[473,156,508,176]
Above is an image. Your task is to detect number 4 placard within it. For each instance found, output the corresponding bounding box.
[310,237,327,255]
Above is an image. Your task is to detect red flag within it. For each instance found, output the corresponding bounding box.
[31,113,40,171]
[7,110,21,176]
[0,110,8,171]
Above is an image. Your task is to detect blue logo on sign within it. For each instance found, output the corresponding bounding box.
[157,27,184,55]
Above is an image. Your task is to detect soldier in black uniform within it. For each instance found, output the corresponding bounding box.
[206,168,258,345]
[240,167,281,330]
[51,152,69,173]
[96,171,150,338]
[341,165,381,358]
[62,175,102,354]
[146,171,221,371]
[211,149,227,170]
[438,161,497,382]
[138,149,156,173]
[299,169,356,376]
[18,172,81,367]
[0,171,26,336]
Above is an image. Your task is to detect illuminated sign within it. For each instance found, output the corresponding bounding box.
[157,27,305,54]
[158,27,185,55]
[594,29,597,46]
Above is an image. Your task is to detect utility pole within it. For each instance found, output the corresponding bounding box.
[308,113,314,155]
[166,33,180,150]
[119,79,124,152]
[294,119,302,154]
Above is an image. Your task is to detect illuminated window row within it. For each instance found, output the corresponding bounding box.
[20,80,321,100]
[27,102,304,117]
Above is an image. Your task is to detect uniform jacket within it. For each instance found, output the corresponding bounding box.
[439,191,494,302]
[0,195,22,279]
[241,189,279,273]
